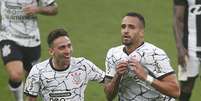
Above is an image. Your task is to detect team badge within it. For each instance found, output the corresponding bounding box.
[71,72,81,85]
[2,45,11,57]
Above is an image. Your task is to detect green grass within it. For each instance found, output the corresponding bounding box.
[0,0,200,101]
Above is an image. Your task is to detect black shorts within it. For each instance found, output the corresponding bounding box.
[0,40,41,72]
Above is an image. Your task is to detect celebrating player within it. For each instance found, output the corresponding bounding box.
[24,28,105,101]
[0,0,58,101]
[104,12,180,101]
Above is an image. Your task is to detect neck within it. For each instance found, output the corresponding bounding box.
[125,41,144,55]
[52,58,69,70]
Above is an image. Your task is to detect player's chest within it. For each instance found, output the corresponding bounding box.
[40,69,88,89]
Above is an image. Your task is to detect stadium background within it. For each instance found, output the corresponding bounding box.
[0,0,200,101]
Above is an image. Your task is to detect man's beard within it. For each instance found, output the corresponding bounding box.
[122,39,132,46]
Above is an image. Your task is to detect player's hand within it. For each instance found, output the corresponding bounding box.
[116,61,128,77]
[23,5,39,16]
[128,59,147,81]
[178,47,188,68]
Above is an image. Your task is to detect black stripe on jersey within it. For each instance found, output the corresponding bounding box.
[183,4,189,49]
[24,92,38,97]
[196,51,201,58]
[105,75,114,79]
[157,71,175,80]
[196,0,201,49]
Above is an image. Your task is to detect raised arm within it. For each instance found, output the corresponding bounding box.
[104,62,128,101]
[104,75,121,101]
[129,59,180,97]
[151,74,180,97]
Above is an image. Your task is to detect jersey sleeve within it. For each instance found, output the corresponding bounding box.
[84,59,105,82]
[174,0,187,5]
[142,48,175,79]
[24,65,40,96]
[41,0,56,6]
[105,48,117,77]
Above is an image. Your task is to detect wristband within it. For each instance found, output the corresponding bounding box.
[146,75,154,84]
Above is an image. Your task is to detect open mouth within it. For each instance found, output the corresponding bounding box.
[63,55,70,60]
[123,36,130,40]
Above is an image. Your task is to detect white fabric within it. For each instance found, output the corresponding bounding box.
[0,0,55,47]
[9,82,24,101]
[105,42,175,101]
[24,57,105,101]
[188,0,201,52]
[178,54,200,81]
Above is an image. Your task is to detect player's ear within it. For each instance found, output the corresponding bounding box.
[71,46,73,53]
[139,29,144,38]
[48,48,54,55]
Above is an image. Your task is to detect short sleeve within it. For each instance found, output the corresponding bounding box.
[142,48,175,79]
[24,65,40,96]
[40,0,56,6]
[174,0,187,5]
[84,59,105,82]
[105,48,117,77]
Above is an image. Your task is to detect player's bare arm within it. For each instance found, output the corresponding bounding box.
[23,2,58,16]
[151,74,180,97]
[26,96,37,101]
[104,62,128,101]
[129,59,180,97]
[173,3,188,67]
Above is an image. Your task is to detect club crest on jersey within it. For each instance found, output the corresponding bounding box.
[2,45,11,57]
[71,72,81,85]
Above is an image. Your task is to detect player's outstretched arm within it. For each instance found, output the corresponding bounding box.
[23,3,58,16]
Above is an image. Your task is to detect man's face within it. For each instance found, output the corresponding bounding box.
[121,16,144,46]
[49,36,72,67]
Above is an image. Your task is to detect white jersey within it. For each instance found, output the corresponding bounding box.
[187,0,201,57]
[105,42,175,101]
[175,0,201,57]
[24,57,105,101]
[0,0,55,47]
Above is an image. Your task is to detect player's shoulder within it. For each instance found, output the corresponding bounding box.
[107,45,124,54]
[71,57,91,64]
[141,42,166,54]
[32,59,50,70]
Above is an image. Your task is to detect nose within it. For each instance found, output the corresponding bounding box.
[63,46,71,54]
[123,27,129,35]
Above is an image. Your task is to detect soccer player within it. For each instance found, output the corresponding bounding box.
[24,28,105,101]
[0,0,58,101]
[104,12,180,101]
[173,0,201,101]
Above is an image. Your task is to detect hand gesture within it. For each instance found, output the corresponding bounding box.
[128,59,147,81]
[116,60,128,77]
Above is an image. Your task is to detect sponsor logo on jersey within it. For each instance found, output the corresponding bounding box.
[49,92,72,97]
[190,5,201,15]
[49,97,68,101]
[49,92,72,101]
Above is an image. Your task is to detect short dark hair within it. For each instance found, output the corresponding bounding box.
[47,28,69,47]
[124,12,145,28]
